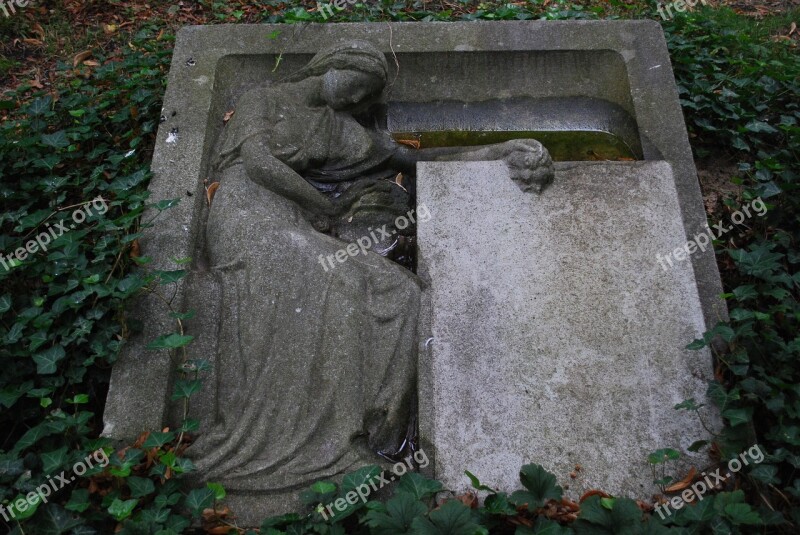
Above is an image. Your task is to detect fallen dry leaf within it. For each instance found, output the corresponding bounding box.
[73,49,93,67]
[561,498,580,512]
[206,182,220,206]
[22,38,43,47]
[666,467,698,493]
[30,77,44,89]
[455,491,478,509]
[790,22,797,36]
[132,431,149,449]
[206,526,233,534]
[129,239,140,259]
[32,22,45,40]
[637,499,654,512]
[397,138,421,149]
[579,489,610,503]
[223,109,235,123]
[104,23,118,35]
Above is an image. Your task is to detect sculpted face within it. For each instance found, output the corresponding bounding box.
[321,69,384,110]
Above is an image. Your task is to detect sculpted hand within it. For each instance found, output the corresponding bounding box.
[500,139,555,193]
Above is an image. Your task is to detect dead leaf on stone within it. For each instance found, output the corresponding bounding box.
[561,498,580,512]
[637,499,654,512]
[206,182,220,206]
[223,109,235,124]
[129,239,140,258]
[73,49,93,67]
[394,172,408,192]
[205,526,231,534]
[666,467,698,493]
[397,138,421,149]
[455,491,478,509]
[509,515,534,527]
[132,431,149,449]
[579,489,610,503]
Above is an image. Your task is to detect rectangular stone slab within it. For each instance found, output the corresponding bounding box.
[417,160,716,497]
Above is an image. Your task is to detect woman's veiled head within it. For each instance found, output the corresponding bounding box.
[288,40,389,110]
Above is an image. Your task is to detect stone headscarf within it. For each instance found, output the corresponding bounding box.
[283,40,389,84]
[213,40,389,173]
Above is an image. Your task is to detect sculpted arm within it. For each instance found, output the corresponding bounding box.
[240,137,335,216]
[388,138,555,193]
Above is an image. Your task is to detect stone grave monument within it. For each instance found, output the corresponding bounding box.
[103,21,725,525]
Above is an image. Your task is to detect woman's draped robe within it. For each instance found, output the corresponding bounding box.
[188,86,421,491]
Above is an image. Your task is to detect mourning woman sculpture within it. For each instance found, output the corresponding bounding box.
[189,41,554,492]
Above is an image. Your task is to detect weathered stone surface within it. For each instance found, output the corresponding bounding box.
[417,160,718,497]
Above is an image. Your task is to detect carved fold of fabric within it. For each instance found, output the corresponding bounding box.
[188,166,419,491]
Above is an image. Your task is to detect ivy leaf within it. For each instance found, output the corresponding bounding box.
[484,492,517,516]
[127,476,156,498]
[723,503,761,524]
[142,431,176,448]
[154,269,187,285]
[185,488,215,515]
[171,379,202,400]
[147,333,194,350]
[647,448,681,465]
[170,309,196,320]
[108,498,138,521]
[0,294,11,313]
[24,503,81,532]
[722,407,753,427]
[13,422,57,453]
[32,346,66,374]
[410,500,479,535]
[707,381,740,413]
[151,198,181,211]
[465,470,496,492]
[509,464,562,508]
[573,495,642,531]
[397,472,443,501]
[65,489,91,513]
[728,244,783,279]
[261,512,302,529]
[41,131,70,149]
[28,96,52,116]
[744,120,778,134]
[365,493,426,534]
[41,446,69,474]
[207,482,226,500]
[516,516,572,534]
